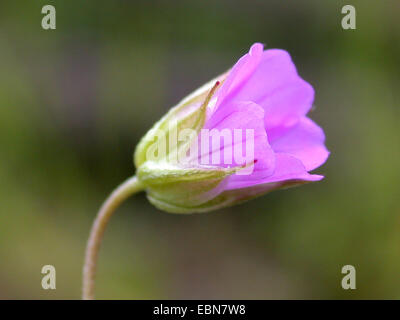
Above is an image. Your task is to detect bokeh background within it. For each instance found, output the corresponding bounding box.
[0,0,399,299]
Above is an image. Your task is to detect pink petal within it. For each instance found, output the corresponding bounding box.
[200,100,275,179]
[218,47,314,130]
[224,153,323,190]
[270,117,329,171]
[215,43,263,111]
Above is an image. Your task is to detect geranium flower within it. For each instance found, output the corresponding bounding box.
[82,43,329,299]
[134,43,329,213]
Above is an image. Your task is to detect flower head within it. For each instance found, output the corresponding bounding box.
[83,43,330,299]
[134,43,329,213]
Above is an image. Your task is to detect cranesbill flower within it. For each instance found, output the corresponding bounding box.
[82,43,329,299]
[135,42,328,213]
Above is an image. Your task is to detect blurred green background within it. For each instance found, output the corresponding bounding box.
[0,0,399,299]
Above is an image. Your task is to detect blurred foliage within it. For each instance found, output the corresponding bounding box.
[0,0,399,299]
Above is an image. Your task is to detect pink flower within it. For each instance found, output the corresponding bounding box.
[83,43,330,299]
[135,43,329,213]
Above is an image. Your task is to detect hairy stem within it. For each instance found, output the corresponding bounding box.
[82,176,143,300]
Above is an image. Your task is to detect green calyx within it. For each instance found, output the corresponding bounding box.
[134,79,221,168]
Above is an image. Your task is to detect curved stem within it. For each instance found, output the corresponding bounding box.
[82,176,144,300]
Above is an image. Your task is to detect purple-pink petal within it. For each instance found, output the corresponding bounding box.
[225,153,323,190]
[201,100,275,178]
[269,116,329,171]
[215,43,263,110]
[217,47,314,131]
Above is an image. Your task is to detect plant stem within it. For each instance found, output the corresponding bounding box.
[82,175,143,300]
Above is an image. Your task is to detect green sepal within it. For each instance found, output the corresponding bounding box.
[134,79,221,168]
[146,179,311,214]
[138,161,240,209]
